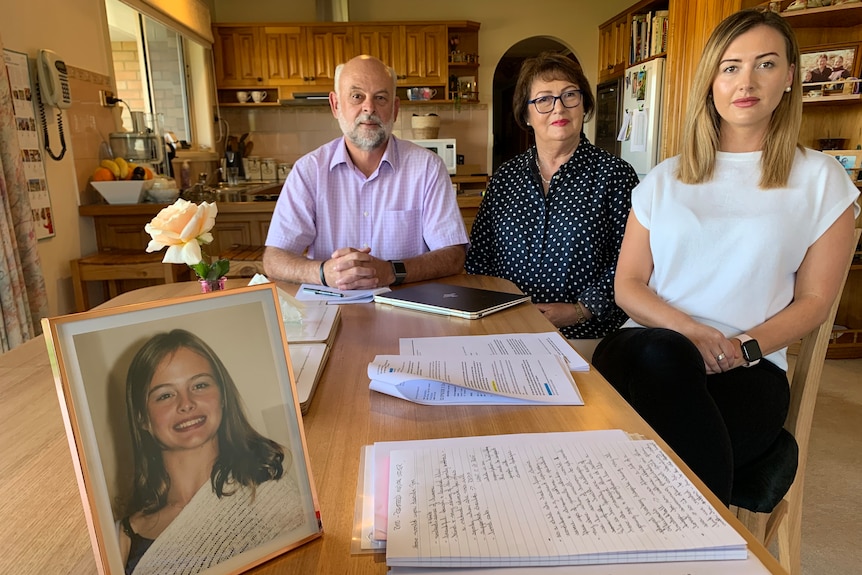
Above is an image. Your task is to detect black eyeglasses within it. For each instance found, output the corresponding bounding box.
[527,90,583,114]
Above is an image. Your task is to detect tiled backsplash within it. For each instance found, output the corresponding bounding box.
[218,103,489,173]
[66,66,118,206]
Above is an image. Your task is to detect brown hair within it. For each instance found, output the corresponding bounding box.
[676,8,802,188]
[512,51,595,132]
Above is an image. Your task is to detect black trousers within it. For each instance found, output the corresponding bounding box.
[593,327,790,505]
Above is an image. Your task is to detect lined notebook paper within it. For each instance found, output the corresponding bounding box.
[385,436,747,568]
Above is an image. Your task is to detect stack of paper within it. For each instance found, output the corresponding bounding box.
[247,275,341,414]
[295,283,391,305]
[285,302,341,414]
[355,431,749,570]
[368,332,588,405]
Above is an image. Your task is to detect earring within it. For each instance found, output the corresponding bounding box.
[785,86,791,93]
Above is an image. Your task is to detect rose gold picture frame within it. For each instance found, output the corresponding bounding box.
[42,284,322,575]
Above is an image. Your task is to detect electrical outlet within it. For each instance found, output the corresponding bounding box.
[99,90,115,107]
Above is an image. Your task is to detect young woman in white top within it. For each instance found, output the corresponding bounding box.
[592,8,859,505]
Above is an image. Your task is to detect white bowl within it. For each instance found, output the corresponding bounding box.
[148,186,180,203]
[91,180,145,204]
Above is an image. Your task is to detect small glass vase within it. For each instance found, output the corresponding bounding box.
[199,277,227,293]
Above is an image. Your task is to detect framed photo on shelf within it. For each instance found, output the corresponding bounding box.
[42,284,322,575]
[822,150,860,169]
[800,42,861,95]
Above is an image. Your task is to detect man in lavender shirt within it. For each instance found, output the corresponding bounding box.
[263,55,468,290]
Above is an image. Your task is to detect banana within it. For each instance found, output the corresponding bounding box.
[114,157,130,180]
[100,159,121,179]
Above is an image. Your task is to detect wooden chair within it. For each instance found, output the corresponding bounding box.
[220,244,266,278]
[730,228,861,575]
[71,251,180,312]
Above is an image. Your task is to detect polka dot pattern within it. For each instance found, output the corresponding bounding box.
[465,138,638,338]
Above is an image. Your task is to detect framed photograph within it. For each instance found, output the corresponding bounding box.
[42,284,322,575]
[822,150,862,182]
[800,43,861,93]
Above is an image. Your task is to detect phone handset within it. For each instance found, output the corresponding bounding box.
[36,49,69,160]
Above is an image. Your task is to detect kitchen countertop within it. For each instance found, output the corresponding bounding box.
[80,182,283,216]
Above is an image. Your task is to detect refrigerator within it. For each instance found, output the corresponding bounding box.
[595,78,623,157]
[619,57,665,180]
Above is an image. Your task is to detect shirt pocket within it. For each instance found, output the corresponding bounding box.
[378,209,423,260]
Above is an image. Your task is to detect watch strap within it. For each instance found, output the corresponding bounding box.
[390,260,407,286]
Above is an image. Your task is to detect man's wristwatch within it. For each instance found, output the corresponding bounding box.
[389,260,407,286]
[736,334,762,367]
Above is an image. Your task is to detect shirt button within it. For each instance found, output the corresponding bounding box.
[364,211,369,217]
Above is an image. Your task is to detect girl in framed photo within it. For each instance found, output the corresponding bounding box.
[118,329,306,575]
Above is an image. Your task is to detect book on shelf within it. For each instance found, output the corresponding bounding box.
[650,10,669,56]
[357,431,748,568]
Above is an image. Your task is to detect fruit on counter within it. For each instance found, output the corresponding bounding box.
[92,167,115,181]
[100,159,121,179]
[91,158,154,181]
[114,157,130,179]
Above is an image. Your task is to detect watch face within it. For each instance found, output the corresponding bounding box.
[741,339,762,362]
[392,261,407,275]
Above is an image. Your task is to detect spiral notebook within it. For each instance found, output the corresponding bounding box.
[373,283,530,320]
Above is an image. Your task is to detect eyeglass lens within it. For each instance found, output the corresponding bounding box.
[531,91,582,113]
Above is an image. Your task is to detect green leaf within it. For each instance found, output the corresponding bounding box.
[213,259,231,279]
[190,262,209,280]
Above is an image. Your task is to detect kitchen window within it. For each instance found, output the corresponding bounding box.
[105,0,215,153]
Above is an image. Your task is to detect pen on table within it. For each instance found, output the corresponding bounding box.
[303,287,344,298]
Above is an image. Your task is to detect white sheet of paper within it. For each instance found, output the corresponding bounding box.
[281,301,339,343]
[386,438,746,567]
[398,332,588,372]
[630,107,648,152]
[370,430,630,542]
[389,555,769,575]
[617,110,632,141]
[368,354,583,405]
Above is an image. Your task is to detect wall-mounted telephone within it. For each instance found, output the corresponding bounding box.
[36,49,70,160]
[37,49,71,109]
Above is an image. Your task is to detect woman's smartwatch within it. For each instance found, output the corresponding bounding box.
[389,260,407,286]
[735,334,762,367]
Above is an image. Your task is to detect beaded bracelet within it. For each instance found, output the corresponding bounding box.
[319,260,328,286]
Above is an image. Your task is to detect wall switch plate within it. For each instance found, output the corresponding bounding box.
[99,90,115,107]
[457,154,465,165]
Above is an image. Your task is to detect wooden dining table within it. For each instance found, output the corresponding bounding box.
[0,274,787,574]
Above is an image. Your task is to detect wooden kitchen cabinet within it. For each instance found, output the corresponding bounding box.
[213,26,266,87]
[259,25,354,86]
[305,25,355,85]
[402,25,447,85]
[353,24,447,86]
[598,13,629,84]
[213,21,478,103]
[260,26,307,85]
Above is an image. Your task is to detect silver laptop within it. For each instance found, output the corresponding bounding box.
[373,283,531,320]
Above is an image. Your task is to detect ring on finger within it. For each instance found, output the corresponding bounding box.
[716,353,726,362]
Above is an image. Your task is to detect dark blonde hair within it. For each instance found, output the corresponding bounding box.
[512,51,595,132]
[677,8,802,188]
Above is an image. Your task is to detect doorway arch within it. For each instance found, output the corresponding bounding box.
[492,37,577,172]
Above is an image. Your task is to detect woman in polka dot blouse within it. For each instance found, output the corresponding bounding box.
[466,52,638,359]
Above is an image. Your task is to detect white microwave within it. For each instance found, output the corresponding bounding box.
[409,138,457,175]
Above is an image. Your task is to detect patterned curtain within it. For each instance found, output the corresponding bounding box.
[0,32,49,352]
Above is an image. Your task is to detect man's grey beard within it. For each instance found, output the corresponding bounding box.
[339,112,392,151]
